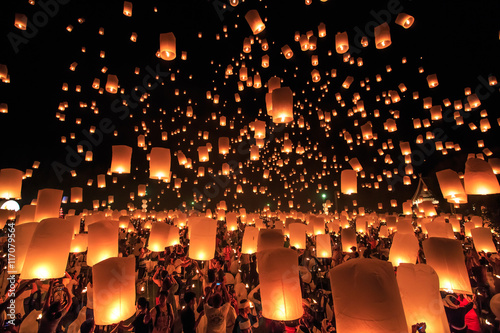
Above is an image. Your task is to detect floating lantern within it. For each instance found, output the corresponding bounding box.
[188,217,217,260]
[257,248,303,321]
[422,237,472,294]
[20,218,73,279]
[242,226,259,254]
[289,222,307,249]
[123,1,132,16]
[70,234,88,253]
[464,158,500,194]
[374,22,391,49]
[8,222,37,275]
[395,13,414,28]
[159,32,176,60]
[335,32,349,54]
[470,227,497,253]
[105,74,118,94]
[397,264,450,333]
[149,223,179,251]
[341,170,357,194]
[316,234,332,258]
[93,257,136,325]
[388,233,419,267]
[110,145,132,174]
[329,259,408,332]
[70,187,83,203]
[341,227,357,252]
[257,229,284,252]
[87,220,118,266]
[0,168,24,199]
[34,188,63,222]
[245,10,265,34]
[272,87,293,123]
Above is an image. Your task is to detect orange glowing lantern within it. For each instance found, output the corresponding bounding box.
[335,32,349,54]
[289,222,307,249]
[149,223,179,251]
[242,226,259,254]
[8,222,37,275]
[0,168,24,199]
[245,10,265,34]
[316,234,332,258]
[20,218,73,279]
[272,87,293,123]
[341,170,357,194]
[188,217,217,260]
[34,188,63,222]
[257,248,303,321]
[110,145,132,174]
[395,13,414,28]
[70,234,88,253]
[93,256,136,325]
[374,22,391,49]
[470,227,497,253]
[464,158,500,194]
[149,147,171,180]
[87,220,118,266]
[105,74,118,93]
[257,229,284,252]
[341,227,357,252]
[388,233,419,267]
[159,32,176,60]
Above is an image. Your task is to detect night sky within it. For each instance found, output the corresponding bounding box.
[1,0,500,214]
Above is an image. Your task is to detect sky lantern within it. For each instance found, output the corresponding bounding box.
[245,9,265,34]
[242,226,259,254]
[426,74,439,88]
[14,13,27,30]
[218,137,230,155]
[257,248,303,321]
[342,76,354,89]
[257,229,283,252]
[188,217,217,260]
[272,87,293,123]
[335,32,349,54]
[341,169,357,194]
[348,158,363,172]
[70,187,83,203]
[8,222,37,275]
[281,45,293,59]
[149,147,171,180]
[88,220,118,266]
[423,237,472,294]
[436,169,466,202]
[311,69,321,82]
[289,222,307,249]
[70,234,88,253]
[464,158,500,194]
[470,227,497,253]
[159,32,176,60]
[250,145,259,160]
[197,145,209,162]
[226,211,238,231]
[316,234,332,258]
[262,54,270,68]
[318,22,326,37]
[341,227,357,252]
[374,22,391,49]
[20,218,73,279]
[149,223,177,251]
[397,264,450,333]
[34,188,63,222]
[395,13,414,28]
[123,1,132,16]
[388,233,419,267]
[330,259,408,332]
[110,145,132,174]
[105,74,118,93]
[93,256,136,326]
[0,168,24,199]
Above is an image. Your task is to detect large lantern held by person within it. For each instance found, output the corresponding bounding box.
[257,248,303,321]
[149,223,179,251]
[471,227,497,253]
[289,223,307,249]
[88,220,119,266]
[329,258,408,332]
[8,222,37,275]
[242,226,259,254]
[316,234,332,258]
[93,256,136,325]
[20,218,74,279]
[423,237,472,294]
[188,217,217,260]
[34,188,63,222]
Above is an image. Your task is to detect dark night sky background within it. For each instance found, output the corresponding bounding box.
[1,0,500,215]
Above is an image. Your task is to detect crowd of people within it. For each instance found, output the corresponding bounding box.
[1,212,500,333]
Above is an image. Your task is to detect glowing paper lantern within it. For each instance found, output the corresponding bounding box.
[226,212,238,231]
[335,32,349,54]
[149,223,179,251]
[71,187,83,203]
[149,147,171,180]
[188,217,217,260]
[110,145,132,174]
[241,226,259,254]
[374,22,391,49]
[329,258,407,332]
[341,227,357,252]
[464,158,500,194]
[257,248,303,321]
[289,222,307,249]
[93,256,135,325]
[105,74,119,93]
[257,229,284,252]
[395,13,415,29]
[272,87,293,123]
[88,220,119,266]
[436,169,466,202]
[123,1,132,16]
[0,168,24,199]
[388,233,419,267]
[160,32,176,60]
[422,237,472,294]
[316,234,332,258]
[470,227,497,253]
[20,218,73,279]
[34,188,63,222]
[425,221,455,239]
[397,264,450,333]
[218,137,230,155]
[70,234,88,253]
[245,10,265,34]
[341,170,357,194]
[8,222,37,275]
